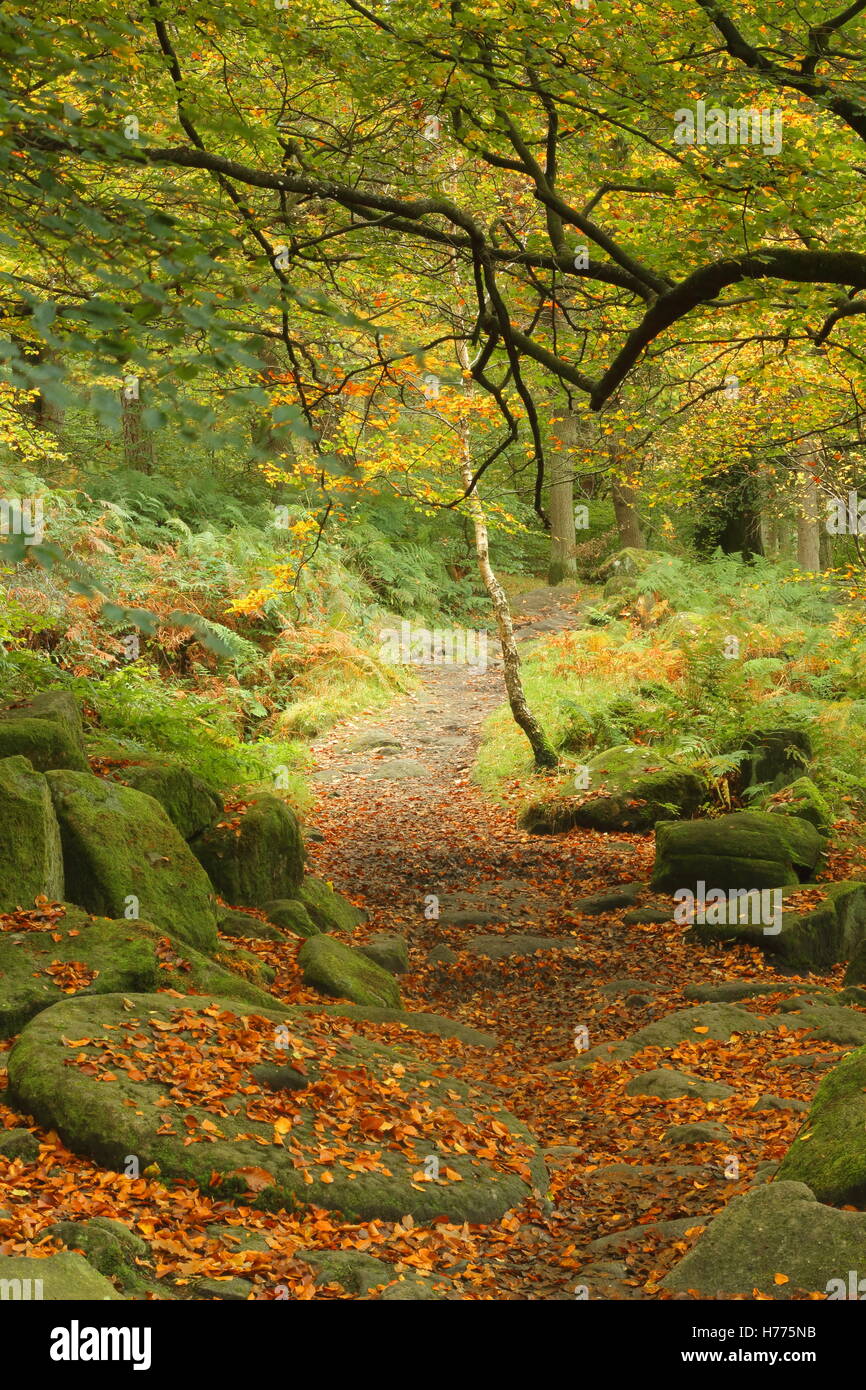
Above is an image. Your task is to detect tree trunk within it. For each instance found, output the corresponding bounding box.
[120,378,154,474]
[547,409,578,584]
[448,157,557,769]
[460,455,558,769]
[791,440,822,572]
[611,476,645,548]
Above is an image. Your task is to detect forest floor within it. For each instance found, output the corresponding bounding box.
[0,587,850,1300]
[305,584,848,1299]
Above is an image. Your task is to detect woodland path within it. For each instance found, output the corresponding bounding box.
[305,587,843,1299]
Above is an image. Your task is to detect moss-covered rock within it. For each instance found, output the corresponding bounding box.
[0,908,159,1037]
[7,992,546,1225]
[135,924,280,1011]
[299,934,401,1008]
[520,745,705,835]
[39,1218,147,1282]
[551,1002,778,1070]
[0,692,89,773]
[0,756,64,911]
[663,1181,866,1297]
[111,761,223,840]
[295,876,367,934]
[0,1251,122,1300]
[261,899,319,938]
[46,770,218,952]
[776,1044,866,1204]
[688,880,866,971]
[598,547,661,578]
[218,909,286,943]
[297,1002,497,1048]
[296,1247,453,1299]
[190,796,303,907]
[733,727,813,793]
[0,1128,40,1161]
[760,775,832,834]
[0,906,278,1036]
[358,934,409,975]
[651,809,823,891]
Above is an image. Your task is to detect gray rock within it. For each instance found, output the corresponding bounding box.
[367,760,427,780]
[439,908,503,926]
[427,944,458,966]
[663,1181,866,1296]
[588,1216,701,1254]
[347,731,403,753]
[622,907,671,925]
[684,980,787,1003]
[625,1068,734,1101]
[464,933,579,960]
[552,1003,778,1071]
[358,934,409,975]
[195,1276,254,1300]
[662,1121,733,1146]
[571,885,643,914]
[0,1128,40,1162]
[753,1094,809,1112]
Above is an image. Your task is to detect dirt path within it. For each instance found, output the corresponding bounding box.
[304,588,846,1299]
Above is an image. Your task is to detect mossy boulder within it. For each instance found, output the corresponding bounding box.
[299,934,401,1008]
[760,776,832,834]
[0,907,159,1036]
[651,809,823,892]
[39,1217,148,1282]
[551,1002,778,1070]
[296,1248,452,1299]
[218,909,286,943]
[776,1044,866,1204]
[599,548,670,598]
[111,761,223,840]
[7,992,546,1225]
[297,1002,496,1047]
[0,692,89,772]
[0,906,278,1037]
[520,746,704,836]
[190,796,303,907]
[0,1251,122,1300]
[688,880,866,971]
[731,727,812,792]
[0,1128,40,1161]
[46,770,218,953]
[0,756,64,911]
[663,1181,866,1297]
[261,899,319,938]
[359,934,409,975]
[136,923,280,1011]
[295,876,367,933]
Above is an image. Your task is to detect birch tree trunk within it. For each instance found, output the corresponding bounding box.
[447,156,557,768]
